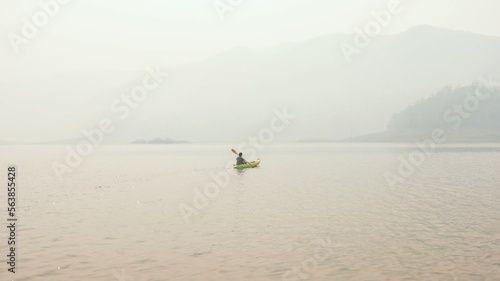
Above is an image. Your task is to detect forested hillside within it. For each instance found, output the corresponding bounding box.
[387,83,500,131]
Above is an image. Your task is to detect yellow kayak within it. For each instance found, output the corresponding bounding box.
[233,159,260,169]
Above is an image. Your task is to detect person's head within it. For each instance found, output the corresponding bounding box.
[239,152,242,157]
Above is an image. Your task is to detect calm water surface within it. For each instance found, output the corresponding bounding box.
[0,144,499,281]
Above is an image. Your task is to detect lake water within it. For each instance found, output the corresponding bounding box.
[1,144,500,281]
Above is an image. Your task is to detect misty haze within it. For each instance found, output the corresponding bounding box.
[1,0,500,280]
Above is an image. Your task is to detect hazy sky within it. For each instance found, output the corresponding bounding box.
[2,0,500,66]
[1,0,500,142]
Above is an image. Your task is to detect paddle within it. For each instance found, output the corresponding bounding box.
[231,149,254,168]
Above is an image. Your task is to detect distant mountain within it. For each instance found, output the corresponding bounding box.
[28,138,87,145]
[347,128,500,143]
[297,138,335,143]
[388,84,500,130]
[135,25,500,142]
[7,25,500,143]
[350,83,500,142]
[132,137,188,144]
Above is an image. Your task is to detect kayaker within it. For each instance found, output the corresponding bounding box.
[236,152,248,165]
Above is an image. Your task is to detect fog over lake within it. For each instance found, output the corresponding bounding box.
[1,1,500,280]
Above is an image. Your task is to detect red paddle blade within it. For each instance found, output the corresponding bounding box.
[231,149,238,155]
